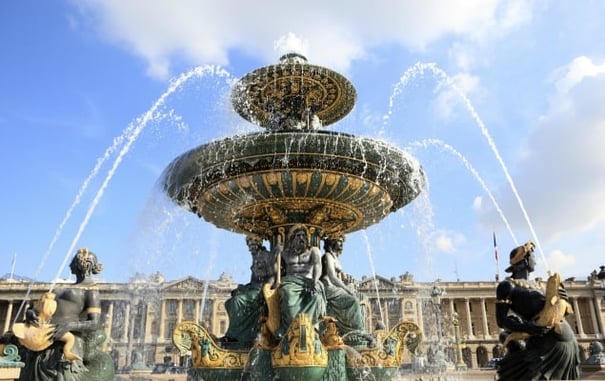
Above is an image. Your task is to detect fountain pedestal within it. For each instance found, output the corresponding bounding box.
[173,316,422,381]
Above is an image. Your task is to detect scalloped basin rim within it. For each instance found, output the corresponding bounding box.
[162,131,425,236]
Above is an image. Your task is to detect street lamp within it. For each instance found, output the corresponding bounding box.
[451,312,467,370]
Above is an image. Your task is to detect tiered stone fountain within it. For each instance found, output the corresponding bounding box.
[163,53,426,381]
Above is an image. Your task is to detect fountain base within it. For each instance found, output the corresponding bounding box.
[173,315,422,381]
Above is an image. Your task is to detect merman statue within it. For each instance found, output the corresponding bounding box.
[276,225,326,339]
[223,234,277,346]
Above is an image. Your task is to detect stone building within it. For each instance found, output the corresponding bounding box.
[2,269,605,371]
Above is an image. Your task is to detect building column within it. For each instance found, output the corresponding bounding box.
[159,300,166,340]
[399,298,404,320]
[465,298,473,338]
[588,298,598,337]
[125,301,135,366]
[144,303,153,338]
[449,299,455,318]
[416,299,424,334]
[195,299,200,323]
[122,302,131,341]
[383,300,390,331]
[572,298,585,337]
[3,301,13,334]
[594,297,605,339]
[177,299,184,325]
[105,302,114,341]
[481,298,489,338]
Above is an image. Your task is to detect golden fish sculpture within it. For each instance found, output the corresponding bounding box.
[12,292,80,361]
[503,272,573,349]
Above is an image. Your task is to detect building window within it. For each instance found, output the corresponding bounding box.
[184,300,195,317]
[388,299,399,314]
[167,300,177,315]
[166,321,176,336]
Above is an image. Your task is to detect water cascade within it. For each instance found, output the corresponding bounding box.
[406,138,517,245]
[386,62,548,270]
[13,66,233,325]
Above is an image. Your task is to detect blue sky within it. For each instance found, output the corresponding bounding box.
[2,1,605,285]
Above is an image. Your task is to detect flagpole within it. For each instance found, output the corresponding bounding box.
[9,252,16,281]
[493,232,501,282]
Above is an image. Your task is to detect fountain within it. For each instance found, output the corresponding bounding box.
[163,53,426,381]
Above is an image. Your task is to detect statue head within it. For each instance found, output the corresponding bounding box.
[245,234,263,252]
[70,247,103,279]
[323,233,344,254]
[505,241,535,273]
[287,224,310,251]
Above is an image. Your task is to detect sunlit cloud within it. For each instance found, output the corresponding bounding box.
[72,0,529,78]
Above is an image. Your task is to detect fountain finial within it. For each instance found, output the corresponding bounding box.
[279,52,308,64]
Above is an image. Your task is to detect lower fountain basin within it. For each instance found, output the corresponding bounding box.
[162,131,425,237]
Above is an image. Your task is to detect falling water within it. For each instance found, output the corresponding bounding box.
[406,138,518,246]
[45,65,234,292]
[12,135,135,323]
[361,231,385,327]
[408,189,438,281]
[14,66,233,323]
[199,229,219,322]
[385,62,549,271]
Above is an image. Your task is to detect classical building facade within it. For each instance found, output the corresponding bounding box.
[2,269,605,370]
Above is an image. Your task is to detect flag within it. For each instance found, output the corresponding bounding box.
[493,232,499,261]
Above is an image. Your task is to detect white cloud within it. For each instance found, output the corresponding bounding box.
[435,231,466,254]
[436,234,455,253]
[551,56,605,95]
[472,196,483,211]
[71,0,528,78]
[546,249,575,275]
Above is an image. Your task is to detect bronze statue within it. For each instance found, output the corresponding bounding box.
[320,235,365,335]
[495,241,579,380]
[276,225,326,339]
[17,248,114,381]
[223,235,276,345]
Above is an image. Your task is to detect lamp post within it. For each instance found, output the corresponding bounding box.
[451,312,467,370]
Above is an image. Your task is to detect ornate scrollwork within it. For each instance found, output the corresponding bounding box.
[320,316,345,349]
[0,344,24,367]
[271,314,328,368]
[348,321,423,368]
[172,321,248,369]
